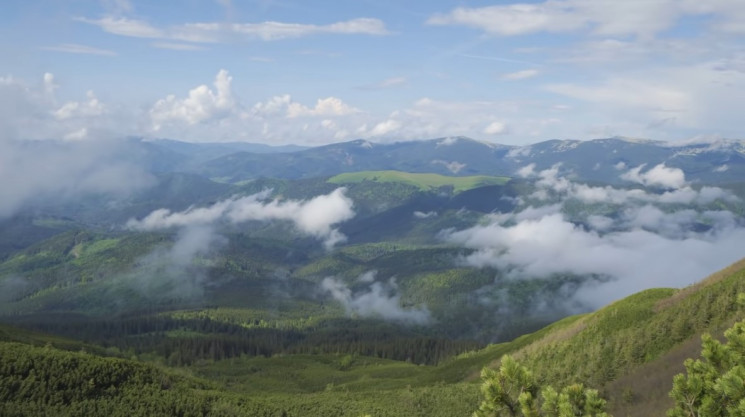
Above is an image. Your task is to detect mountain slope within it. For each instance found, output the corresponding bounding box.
[2,256,745,416]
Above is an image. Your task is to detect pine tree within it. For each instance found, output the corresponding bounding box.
[668,295,745,417]
[474,355,609,417]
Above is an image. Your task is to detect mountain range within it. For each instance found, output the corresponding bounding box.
[139,136,745,184]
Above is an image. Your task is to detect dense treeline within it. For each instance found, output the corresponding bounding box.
[0,342,281,417]
[0,339,482,417]
[9,314,482,366]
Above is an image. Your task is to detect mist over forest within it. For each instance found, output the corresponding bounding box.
[3,1,745,416]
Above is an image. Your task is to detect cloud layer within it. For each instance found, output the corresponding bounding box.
[0,137,153,219]
[443,164,745,307]
[127,188,355,249]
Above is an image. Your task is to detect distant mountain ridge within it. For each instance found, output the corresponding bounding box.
[153,136,745,184]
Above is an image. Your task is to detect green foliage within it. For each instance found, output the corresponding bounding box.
[474,355,609,417]
[667,295,745,417]
[515,265,745,389]
[0,341,280,416]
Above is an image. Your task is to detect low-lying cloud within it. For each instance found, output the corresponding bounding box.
[620,163,686,188]
[444,164,745,307]
[0,138,154,219]
[321,272,431,325]
[110,225,224,306]
[127,188,355,249]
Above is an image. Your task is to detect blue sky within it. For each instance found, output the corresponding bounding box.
[1,0,745,145]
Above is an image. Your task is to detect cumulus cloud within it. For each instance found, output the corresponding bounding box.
[321,273,431,324]
[250,94,358,120]
[348,98,525,142]
[150,69,236,129]
[484,121,508,135]
[286,97,359,118]
[127,188,355,249]
[620,163,686,188]
[443,165,745,307]
[367,119,401,137]
[0,73,127,142]
[518,163,730,207]
[55,91,106,120]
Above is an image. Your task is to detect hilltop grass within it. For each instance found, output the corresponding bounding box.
[327,170,509,193]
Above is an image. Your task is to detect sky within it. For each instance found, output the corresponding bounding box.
[2,0,745,146]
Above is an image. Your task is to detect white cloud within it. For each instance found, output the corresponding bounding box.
[150,69,236,129]
[414,211,438,219]
[127,188,355,249]
[620,163,686,188]
[436,137,459,147]
[367,119,401,137]
[445,191,744,308]
[287,97,359,118]
[502,69,540,80]
[251,94,291,117]
[0,73,130,143]
[427,3,583,36]
[427,0,745,38]
[116,224,226,304]
[250,95,358,120]
[0,138,153,218]
[484,121,508,135]
[76,16,164,38]
[356,97,524,141]
[230,18,389,40]
[321,275,431,324]
[446,209,745,308]
[443,166,743,308]
[41,43,117,56]
[55,91,106,120]
[521,163,731,207]
[432,160,466,174]
[78,16,389,43]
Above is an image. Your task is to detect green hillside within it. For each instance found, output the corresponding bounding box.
[328,170,510,193]
[3,257,745,416]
